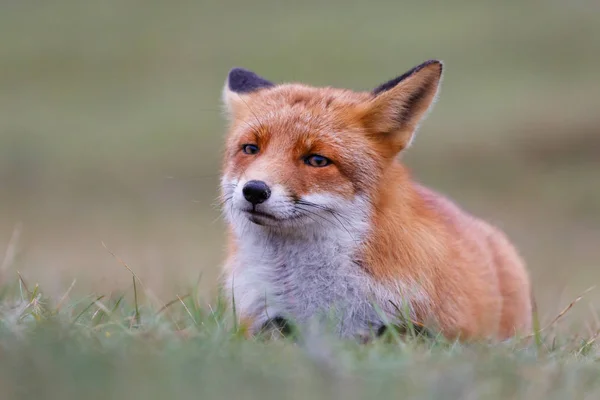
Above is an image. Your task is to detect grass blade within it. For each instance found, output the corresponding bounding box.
[73,295,105,325]
[132,275,141,326]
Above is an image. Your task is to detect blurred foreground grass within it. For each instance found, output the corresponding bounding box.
[0,270,599,400]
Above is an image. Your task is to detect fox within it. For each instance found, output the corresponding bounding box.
[218,59,532,342]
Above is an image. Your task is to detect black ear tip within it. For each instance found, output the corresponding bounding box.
[226,67,254,88]
[228,67,252,80]
[372,59,444,95]
[227,67,275,94]
[418,59,443,74]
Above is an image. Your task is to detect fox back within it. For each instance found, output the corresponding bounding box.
[218,60,532,341]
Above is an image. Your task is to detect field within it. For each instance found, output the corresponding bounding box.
[0,274,599,399]
[1,0,599,398]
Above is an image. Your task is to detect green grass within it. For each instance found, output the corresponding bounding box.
[0,268,598,400]
[0,0,599,314]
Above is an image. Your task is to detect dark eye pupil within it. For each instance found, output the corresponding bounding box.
[243,144,258,154]
[306,155,330,167]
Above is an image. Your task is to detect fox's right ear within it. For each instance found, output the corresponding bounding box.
[222,68,275,119]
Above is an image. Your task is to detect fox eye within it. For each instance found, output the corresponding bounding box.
[242,144,259,155]
[304,154,331,168]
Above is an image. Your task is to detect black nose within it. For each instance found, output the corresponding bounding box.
[242,180,271,205]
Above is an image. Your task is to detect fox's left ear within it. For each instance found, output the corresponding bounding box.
[360,60,443,155]
[222,67,275,120]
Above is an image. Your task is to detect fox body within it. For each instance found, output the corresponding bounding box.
[219,60,532,341]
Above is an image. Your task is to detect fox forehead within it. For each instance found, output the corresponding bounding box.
[244,83,370,109]
[227,84,370,133]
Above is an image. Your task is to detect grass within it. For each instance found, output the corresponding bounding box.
[0,262,598,400]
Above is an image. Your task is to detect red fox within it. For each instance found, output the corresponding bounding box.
[219,60,532,341]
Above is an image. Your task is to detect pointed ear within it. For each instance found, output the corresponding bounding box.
[222,67,275,119]
[360,60,443,154]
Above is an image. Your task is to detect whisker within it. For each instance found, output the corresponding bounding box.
[295,200,355,226]
[292,207,328,229]
[294,201,359,243]
[219,195,233,204]
[294,205,358,243]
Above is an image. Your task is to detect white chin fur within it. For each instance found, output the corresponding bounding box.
[220,177,370,239]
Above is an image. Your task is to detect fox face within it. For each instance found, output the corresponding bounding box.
[220,61,443,234]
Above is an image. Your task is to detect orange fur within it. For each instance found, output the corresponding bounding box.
[220,61,532,341]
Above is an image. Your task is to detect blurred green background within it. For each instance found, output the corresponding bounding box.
[1,0,599,323]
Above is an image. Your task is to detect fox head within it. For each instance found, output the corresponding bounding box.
[220,60,443,233]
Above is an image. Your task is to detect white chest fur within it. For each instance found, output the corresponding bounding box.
[224,222,414,338]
